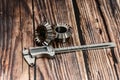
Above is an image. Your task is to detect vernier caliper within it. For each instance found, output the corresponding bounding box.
[23,42,115,66]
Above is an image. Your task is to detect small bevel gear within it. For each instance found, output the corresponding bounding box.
[35,22,55,46]
[54,24,72,42]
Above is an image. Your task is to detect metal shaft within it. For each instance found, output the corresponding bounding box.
[54,42,115,53]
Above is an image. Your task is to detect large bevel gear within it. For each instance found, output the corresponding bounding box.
[35,22,55,46]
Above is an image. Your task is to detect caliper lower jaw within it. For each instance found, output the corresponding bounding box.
[23,49,35,67]
[22,46,55,67]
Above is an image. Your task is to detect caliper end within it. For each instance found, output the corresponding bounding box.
[23,48,35,67]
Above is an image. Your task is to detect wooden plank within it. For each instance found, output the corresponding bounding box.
[74,0,120,79]
[33,0,88,80]
[94,1,120,79]
[0,0,35,80]
[0,0,25,79]
[0,0,86,80]
[20,0,35,80]
[0,0,119,80]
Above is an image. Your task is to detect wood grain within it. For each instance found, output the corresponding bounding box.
[0,0,24,79]
[74,0,120,79]
[0,0,120,80]
[20,0,35,80]
[0,0,34,79]
[33,0,87,80]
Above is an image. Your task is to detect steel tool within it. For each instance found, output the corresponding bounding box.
[23,42,115,66]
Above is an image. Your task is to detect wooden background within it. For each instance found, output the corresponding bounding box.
[0,0,120,80]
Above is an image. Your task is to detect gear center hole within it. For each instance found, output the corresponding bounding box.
[55,26,67,33]
[37,26,47,39]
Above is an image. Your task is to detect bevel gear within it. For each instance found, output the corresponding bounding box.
[35,23,73,46]
[35,22,55,46]
[54,24,72,42]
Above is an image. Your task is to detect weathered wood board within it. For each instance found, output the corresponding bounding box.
[74,0,120,79]
[0,0,120,80]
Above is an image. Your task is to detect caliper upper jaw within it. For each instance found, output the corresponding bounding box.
[23,49,35,67]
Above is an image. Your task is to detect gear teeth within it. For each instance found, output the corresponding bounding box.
[35,37,41,43]
[47,34,55,38]
[35,22,55,46]
[42,41,49,45]
[44,22,49,26]
[54,24,73,42]
[45,38,51,42]
[47,29,54,33]
[35,31,39,36]
[46,26,52,30]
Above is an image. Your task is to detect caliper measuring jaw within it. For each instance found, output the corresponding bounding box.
[23,42,116,67]
[23,46,55,66]
[23,49,36,66]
